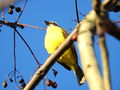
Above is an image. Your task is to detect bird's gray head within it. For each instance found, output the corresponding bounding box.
[44,21,59,27]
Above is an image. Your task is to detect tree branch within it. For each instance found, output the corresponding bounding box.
[0,20,45,30]
[93,0,113,90]
[77,10,105,90]
[99,34,111,90]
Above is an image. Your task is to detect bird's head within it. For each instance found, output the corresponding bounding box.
[44,21,59,27]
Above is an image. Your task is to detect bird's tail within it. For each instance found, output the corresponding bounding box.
[73,65,85,85]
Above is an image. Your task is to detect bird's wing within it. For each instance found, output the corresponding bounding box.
[62,29,78,64]
[62,29,69,38]
[71,44,78,64]
[57,60,71,70]
[54,29,71,70]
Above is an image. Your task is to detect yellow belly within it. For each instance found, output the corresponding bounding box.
[44,29,77,70]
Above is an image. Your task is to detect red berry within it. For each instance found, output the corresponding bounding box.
[46,79,52,86]
[71,33,78,41]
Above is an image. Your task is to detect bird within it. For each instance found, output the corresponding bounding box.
[44,21,85,85]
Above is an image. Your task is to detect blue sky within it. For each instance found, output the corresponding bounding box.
[0,0,120,90]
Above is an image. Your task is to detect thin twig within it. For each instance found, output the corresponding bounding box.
[79,12,86,17]
[43,78,46,90]
[75,0,80,23]
[0,20,42,66]
[0,20,45,30]
[13,29,19,88]
[13,29,17,71]
[14,28,40,66]
[15,0,28,22]
[17,23,46,30]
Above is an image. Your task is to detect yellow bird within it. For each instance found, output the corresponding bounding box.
[44,21,85,85]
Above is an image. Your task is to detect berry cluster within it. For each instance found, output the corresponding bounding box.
[2,78,26,89]
[46,79,57,88]
[8,5,21,15]
[18,79,26,89]
[2,71,25,89]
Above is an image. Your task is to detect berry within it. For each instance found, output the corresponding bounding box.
[71,33,78,41]
[19,79,24,83]
[9,78,13,82]
[8,9,13,15]
[46,79,52,86]
[21,83,26,89]
[20,25,24,29]
[2,81,8,88]
[15,7,21,12]
[10,5,15,9]
[51,82,57,88]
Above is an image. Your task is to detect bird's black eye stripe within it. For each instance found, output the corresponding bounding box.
[52,22,58,26]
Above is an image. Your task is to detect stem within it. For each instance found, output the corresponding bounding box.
[13,29,16,71]
[13,29,19,88]
[14,28,40,66]
[15,0,28,22]
[17,23,46,30]
[75,0,80,23]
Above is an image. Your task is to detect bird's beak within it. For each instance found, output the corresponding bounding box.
[44,21,50,25]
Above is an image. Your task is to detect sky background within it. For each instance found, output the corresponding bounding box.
[0,0,120,90]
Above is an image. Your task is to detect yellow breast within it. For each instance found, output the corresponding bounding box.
[44,25,77,70]
[45,26,66,54]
